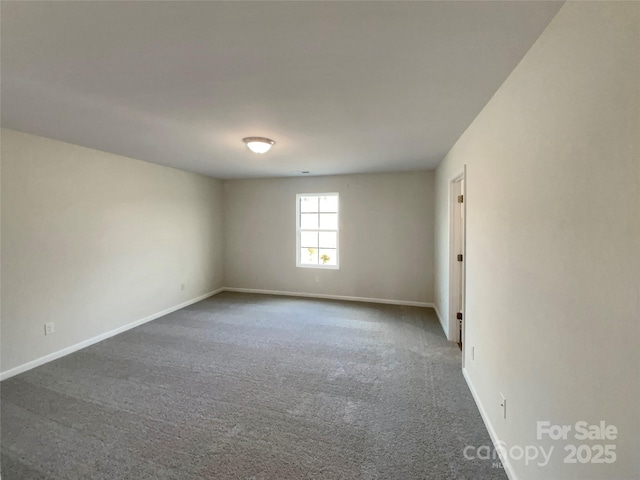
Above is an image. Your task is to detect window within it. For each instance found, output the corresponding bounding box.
[296,193,339,269]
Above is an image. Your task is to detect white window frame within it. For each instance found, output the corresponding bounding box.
[296,193,339,269]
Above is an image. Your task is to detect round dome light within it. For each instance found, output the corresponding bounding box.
[242,137,275,154]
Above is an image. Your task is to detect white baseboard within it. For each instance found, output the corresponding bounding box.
[462,368,518,480]
[433,304,449,339]
[0,288,225,381]
[222,287,434,308]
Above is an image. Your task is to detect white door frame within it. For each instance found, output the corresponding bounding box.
[448,168,466,364]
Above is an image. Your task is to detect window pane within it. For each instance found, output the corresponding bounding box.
[320,195,338,213]
[319,231,337,248]
[300,213,318,229]
[300,231,318,248]
[300,196,319,213]
[319,213,337,230]
[319,248,337,266]
[300,247,318,265]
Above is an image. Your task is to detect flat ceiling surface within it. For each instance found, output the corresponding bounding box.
[1,1,562,179]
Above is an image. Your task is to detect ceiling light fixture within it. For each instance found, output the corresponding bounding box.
[243,137,275,154]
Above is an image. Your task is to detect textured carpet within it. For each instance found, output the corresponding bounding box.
[1,292,506,479]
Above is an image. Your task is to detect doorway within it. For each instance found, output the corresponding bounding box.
[449,171,466,363]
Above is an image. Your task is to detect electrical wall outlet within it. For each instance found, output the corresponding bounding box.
[181,282,186,291]
[500,393,507,419]
[472,346,475,360]
[315,275,320,283]
[44,322,55,336]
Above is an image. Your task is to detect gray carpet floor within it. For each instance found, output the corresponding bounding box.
[1,292,506,479]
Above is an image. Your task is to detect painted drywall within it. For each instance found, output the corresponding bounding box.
[1,129,225,374]
[223,172,434,304]
[434,2,639,479]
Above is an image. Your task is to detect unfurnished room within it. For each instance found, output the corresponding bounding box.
[0,1,638,480]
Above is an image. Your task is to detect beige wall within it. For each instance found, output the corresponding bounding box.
[1,129,225,373]
[435,2,639,479]
[223,172,435,304]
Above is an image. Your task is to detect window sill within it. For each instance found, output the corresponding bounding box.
[296,264,339,270]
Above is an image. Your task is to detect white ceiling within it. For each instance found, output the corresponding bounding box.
[1,1,562,179]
